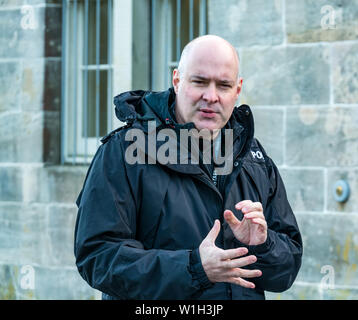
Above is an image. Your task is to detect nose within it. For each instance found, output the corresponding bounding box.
[202,83,219,104]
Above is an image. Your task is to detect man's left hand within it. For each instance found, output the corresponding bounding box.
[224,200,267,246]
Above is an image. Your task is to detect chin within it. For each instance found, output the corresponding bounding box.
[193,124,222,139]
[195,121,220,132]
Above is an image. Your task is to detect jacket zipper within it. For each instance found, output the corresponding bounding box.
[212,168,218,187]
[193,172,223,202]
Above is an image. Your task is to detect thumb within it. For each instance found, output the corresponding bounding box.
[205,219,221,244]
[224,210,241,230]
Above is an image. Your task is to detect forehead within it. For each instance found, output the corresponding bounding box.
[185,43,238,81]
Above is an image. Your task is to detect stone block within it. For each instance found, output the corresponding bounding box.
[209,0,284,46]
[279,168,324,213]
[0,166,23,201]
[0,202,79,267]
[46,204,78,266]
[0,264,18,299]
[286,0,358,43]
[251,106,284,165]
[0,263,96,300]
[240,46,330,106]
[30,266,96,300]
[0,62,22,112]
[321,287,358,300]
[0,111,53,163]
[26,165,87,204]
[0,112,20,162]
[0,204,24,263]
[0,8,44,59]
[0,111,45,162]
[0,1,48,6]
[41,166,87,203]
[44,59,61,111]
[0,6,61,59]
[43,111,60,163]
[266,282,321,300]
[21,59,44,111]
[17,112,44,162]
[44,6,62,57]
[332,43,358,104]
[0,203,49,265]
[286,106,358,166]
[22,58,61,112]
[327,169,358,213]
[294,213,358,287]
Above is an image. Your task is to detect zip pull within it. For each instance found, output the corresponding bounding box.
[165,118,175,128]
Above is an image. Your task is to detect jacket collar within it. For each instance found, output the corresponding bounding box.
[113,88,254,175]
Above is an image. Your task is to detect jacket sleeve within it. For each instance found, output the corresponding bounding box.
[74,133,211,299]
[237,156,303,293]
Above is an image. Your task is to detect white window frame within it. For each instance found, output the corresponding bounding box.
[61,0,131,164]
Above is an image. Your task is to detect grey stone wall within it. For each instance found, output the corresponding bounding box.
[210,0,358,299]
[1,0,357,301]
[0,1,96,299]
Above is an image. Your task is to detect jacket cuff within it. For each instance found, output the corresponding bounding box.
[232,229,273,255]
[188,248,214,290]
[248,229,273,254]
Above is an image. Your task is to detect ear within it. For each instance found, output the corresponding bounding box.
[236,77,243,98]
[172,69,180,94]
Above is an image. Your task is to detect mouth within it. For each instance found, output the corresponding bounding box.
[199,108,217,118]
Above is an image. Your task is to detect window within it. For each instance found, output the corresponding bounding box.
[61,0,207,164]
[150,0,208,90]
[61,0,131,164]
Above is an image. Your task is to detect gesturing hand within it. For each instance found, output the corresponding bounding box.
[224,200,267,246]
[199,219,262,289]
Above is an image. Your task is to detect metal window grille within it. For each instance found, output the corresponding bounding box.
[61,0,113,164]
[151,0,208,91]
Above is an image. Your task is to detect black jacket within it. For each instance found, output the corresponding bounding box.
[74,88,303,300]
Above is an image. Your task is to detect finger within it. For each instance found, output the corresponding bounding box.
[235,200,252,211]
[238,202,263,214]
[224,210,241,228]
[205,219,221,244]
[224,255,257,269]
[243,211,265,220]
[236,268,262,279]
[225,268,262,279]
[251,218,267,227]
[220,247,248,260]
[230,277,256,289]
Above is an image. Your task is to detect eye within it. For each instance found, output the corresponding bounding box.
[220,83,232,89]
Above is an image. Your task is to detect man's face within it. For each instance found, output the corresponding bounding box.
[173,41,242,134]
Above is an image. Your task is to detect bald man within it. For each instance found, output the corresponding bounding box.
[75,35,303,300]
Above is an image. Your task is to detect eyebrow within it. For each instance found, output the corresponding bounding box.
[190,75,235,86]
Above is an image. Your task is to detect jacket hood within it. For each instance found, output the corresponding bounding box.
[113,87,190,129]
[113,87,253,136]
[112,88,255,169]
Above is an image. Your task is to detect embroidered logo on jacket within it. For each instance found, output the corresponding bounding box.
[251,150,264,161]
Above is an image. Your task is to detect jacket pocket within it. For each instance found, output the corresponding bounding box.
[137,187,169,249]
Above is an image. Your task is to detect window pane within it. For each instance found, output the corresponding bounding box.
[84,70,108,137]
[87,0,109,65]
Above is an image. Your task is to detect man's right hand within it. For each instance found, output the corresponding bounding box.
[199,219,262,289]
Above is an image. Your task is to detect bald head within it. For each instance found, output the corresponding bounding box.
[172,34,243,133]
[177,35,240,82]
